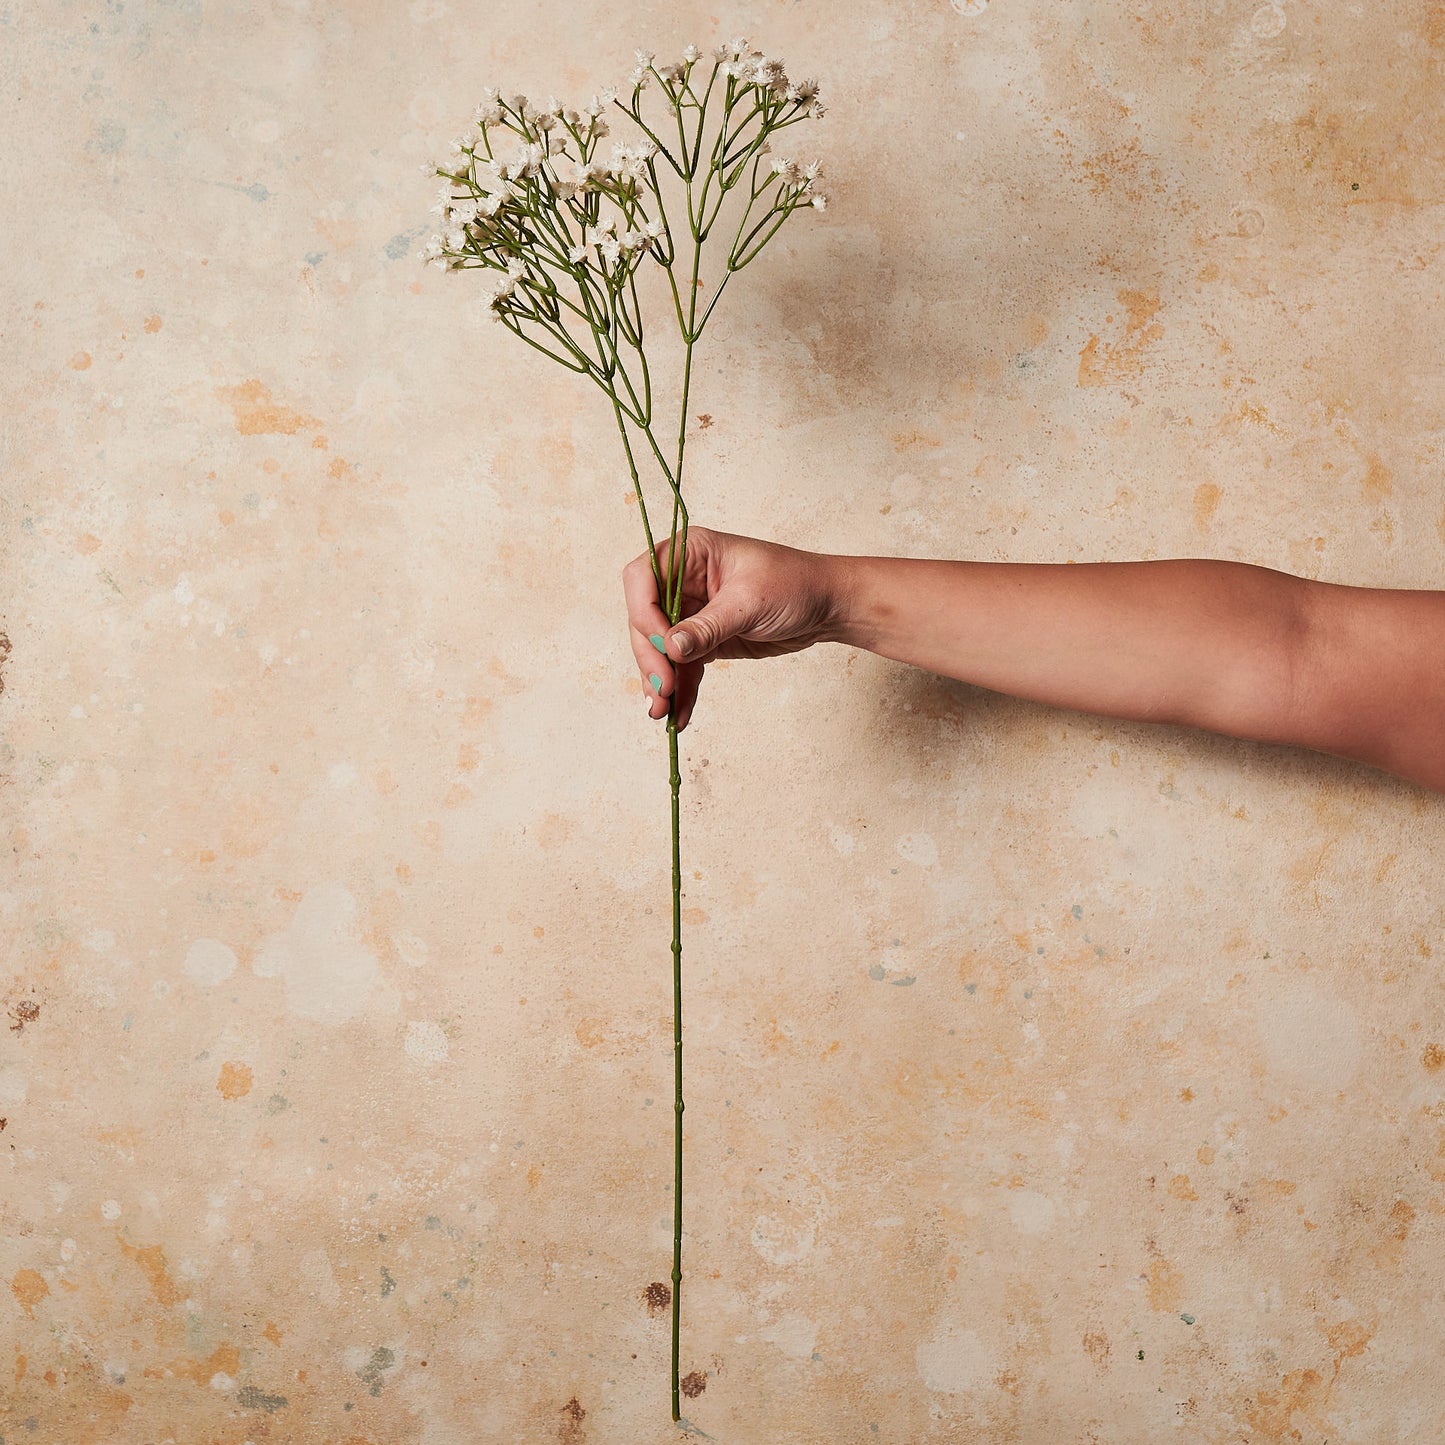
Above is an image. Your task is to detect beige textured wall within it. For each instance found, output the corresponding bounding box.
[5,2,1445,1441]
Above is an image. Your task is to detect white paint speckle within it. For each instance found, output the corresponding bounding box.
[916,1323,995,1393]
[759,1311,818,1359]
[209,1372,235,1391]
[101,1199,122,1220]
[184,938,237,987]
[828,826,856,858]
[173,574,196,606]
[896,832,938,868]
[82,928,116,953]
[394,933,428,968]
[1256,982,1361,1088]
[1008,1189,1056,1234]
[328,761,358,788]
[405,1020,450,1064]
[253,883,381,1024]
[299,1248,341,1307]
[0,1069,29,1105]
[1251,3,1287,38]
[750,1214,815,1267]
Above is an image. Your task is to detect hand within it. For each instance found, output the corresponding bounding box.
[622,526,845,731]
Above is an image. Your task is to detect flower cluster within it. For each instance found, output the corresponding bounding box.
[416,39,827,340]
[416,38,827,416]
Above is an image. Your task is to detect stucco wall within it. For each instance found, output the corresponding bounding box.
[5,2,1445,1441]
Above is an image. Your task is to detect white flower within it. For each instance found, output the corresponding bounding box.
[443,226,466,250]
[627,64,652,89]
[525,96,562,130]
[474,100,504,126]
[598,234,622,266]
[802,159,823,182]
[447,197,480,224]
[608,141,655,181]
[751,56,788,94]
[586,115,610,140]
[548,154,590,199]
[770,155,805,186]
[642,215,667,241]
[810,192,827,210]
[507,142,546,179]
[682,43,699,64]
[417,234,444,265]
[658,60,686,84]
[508,93,527,112]
[567,240,593,265]
[787,77,820,104]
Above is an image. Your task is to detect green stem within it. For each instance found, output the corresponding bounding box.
[668,707,683,1423]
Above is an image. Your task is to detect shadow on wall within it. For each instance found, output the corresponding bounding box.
[886,664,1419,805]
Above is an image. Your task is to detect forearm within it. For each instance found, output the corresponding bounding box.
[825,553,1314,746]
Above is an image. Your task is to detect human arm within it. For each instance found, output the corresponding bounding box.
[624,528,1445,794]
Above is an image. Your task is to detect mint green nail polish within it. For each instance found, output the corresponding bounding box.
[649,633,667,654]
[649,673,662,692]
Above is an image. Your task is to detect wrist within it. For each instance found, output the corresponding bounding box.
[816,552,876,650]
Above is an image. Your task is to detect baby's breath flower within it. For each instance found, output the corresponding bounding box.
[810,192,828,210]
[475,99,504,126]
[682,43,699,64]
[658,60,686,84]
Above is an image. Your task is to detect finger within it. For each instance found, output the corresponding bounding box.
[665,587,755,666]
[623,551,679,700]
[674,660,704,732]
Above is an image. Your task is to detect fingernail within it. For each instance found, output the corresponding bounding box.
[649,633,667,654]
[672,631,693,658]
[649,673,662,693]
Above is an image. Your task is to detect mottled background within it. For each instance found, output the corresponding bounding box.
[4,1,1445,1441]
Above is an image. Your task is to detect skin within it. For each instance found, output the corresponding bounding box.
[622,526,1445,795]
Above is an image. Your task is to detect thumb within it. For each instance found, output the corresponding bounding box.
[666,594,751,661]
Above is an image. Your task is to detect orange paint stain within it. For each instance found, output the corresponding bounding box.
[1168,1174,1198,1202]
[11,1268,49,1319]
[1192,482,1221,531]
[1361,453,1392,499]
[216,1061,253,1099]
[1078,289,1164,388]
[117,1237,181,1306]
[215,378,322,436]
[1145,1257,1183,1310]
[76,532,101,554]
[70,351,92,370]
[263,1321,283,1345]
[143,315,163,333]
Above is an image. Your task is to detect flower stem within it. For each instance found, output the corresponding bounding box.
[666,700,683,1422]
